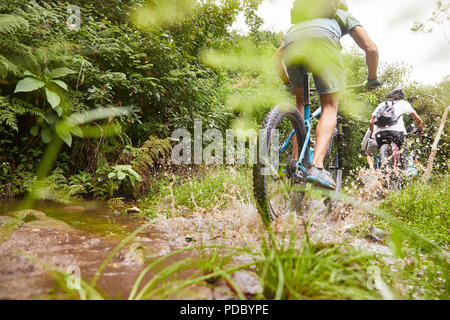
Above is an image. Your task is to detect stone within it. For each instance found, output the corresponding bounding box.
[231,271,262,298]
[126,206,141,214]
[63,206,85,213]
[366,226,387,243]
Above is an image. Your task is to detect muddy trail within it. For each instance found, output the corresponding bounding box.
[0,170,393,300]
[0,201,178,299]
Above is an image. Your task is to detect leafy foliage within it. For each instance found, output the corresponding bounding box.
[381,175,449,244]
[0,0,256,199]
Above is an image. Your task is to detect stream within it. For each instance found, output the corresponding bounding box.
[0,200,175,299]
[0,174,393,300]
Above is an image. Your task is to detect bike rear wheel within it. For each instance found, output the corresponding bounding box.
[324,128,343,194]
[379,143,403,190]
[253,104,307,226]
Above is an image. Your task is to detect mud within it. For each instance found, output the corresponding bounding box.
[0,205,170,300]
[0,169,394,300]
[0,202,264,300]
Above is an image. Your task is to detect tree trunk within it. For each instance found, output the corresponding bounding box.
[424,105,450,181]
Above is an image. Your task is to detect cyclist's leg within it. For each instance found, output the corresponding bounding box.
[303,52,343,189]
[366,138,378,169]
[366,153,375,169]
[305,92,338,190]
[394,133,407,170]
[286,65,306,117]
[312,92,338,169]
[293,87,305,117]
[292,87,305,161]
[307,39,344,170]
[286,65,307,160]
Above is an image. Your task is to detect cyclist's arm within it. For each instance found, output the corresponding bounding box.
[273,43,290,84]
[410,112,424,132]
[369,116,376,134]
[361,128,371,150]
[349,26,379,81]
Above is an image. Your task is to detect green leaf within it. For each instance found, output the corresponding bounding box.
[56,124,72,146]
[24,70,36,77]
[49,68,77,79]
[117,171,126,180]
[108,172,115,179]
[45,88,61,108]
[30,126,39,136]
[52,79,68,91]
[14,77,45,93]
[54,106,63,117]
[70,126,84,138]
[44,67,51,77]
[129,168,143,182]
[41,128,52,143]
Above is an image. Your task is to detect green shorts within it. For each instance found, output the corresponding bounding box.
[283,30,346,94]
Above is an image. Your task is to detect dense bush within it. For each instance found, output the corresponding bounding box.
[0,0,258,198]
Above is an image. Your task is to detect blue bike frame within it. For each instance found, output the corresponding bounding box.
[279,74,321,174]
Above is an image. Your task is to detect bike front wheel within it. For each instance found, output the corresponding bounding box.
[253,104,307,227]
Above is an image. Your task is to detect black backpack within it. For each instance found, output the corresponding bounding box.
[291,0,339,24]
[373,101,401,128]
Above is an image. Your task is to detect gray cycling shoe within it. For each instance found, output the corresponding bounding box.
[306,165,336,190]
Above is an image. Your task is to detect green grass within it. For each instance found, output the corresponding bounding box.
[381,175,449,245]
[377,175,450,299]
[139,166,253,217]
[255,235,390,300]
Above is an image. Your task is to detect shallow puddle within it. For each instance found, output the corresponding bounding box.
[0,200,174,299]
[0,200,138,238]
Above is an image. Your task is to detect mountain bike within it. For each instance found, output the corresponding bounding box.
[377,129,421,190]
[253,73,345,226]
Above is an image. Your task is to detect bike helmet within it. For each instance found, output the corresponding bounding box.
[387,89,405,101]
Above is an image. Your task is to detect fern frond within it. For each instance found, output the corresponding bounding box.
[67,184,86,197]
[131,136,172,169]
[0,95,20,131]
[0,95,43,131]
[0,14,28,34]
[0,54,19,77]
[0,39,40,72]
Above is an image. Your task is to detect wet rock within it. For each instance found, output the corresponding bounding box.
[126,206,141,214]
[63,206,85,213]
[213,278,235,300]
[0,216,11,226]
[172,285,214,300]
[366,226,387,243]
[134,236,152,243]
[230,271,262,298]
[14,210,46,222]
[118,242,146,265]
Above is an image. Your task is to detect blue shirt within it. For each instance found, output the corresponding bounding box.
[284,9,361,45]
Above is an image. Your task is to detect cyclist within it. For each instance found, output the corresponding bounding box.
[369,89,424,169]
[361,127,378,169]
[274,0,380,190]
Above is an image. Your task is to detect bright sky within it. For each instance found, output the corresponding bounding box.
[233,0,450,85]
